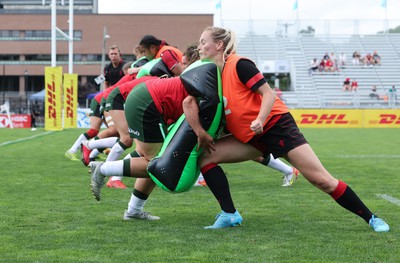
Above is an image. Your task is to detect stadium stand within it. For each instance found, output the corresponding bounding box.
[237,34,400,109]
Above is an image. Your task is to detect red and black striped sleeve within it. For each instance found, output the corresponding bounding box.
[236,59,267,92]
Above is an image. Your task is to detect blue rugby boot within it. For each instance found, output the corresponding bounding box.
[369,215,389,232]
[204,210,242,229]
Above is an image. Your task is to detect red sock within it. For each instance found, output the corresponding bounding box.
[330,180,347,200]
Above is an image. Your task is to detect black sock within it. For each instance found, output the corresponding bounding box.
[133,189,148,200]
[259,155,271,166]
[202,165,236,213]
[333,182,373,223]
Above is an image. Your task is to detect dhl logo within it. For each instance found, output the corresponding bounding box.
[299,114,349,124]
[47,75,57,121]
[65,80,75,121]
[376,114,400,124]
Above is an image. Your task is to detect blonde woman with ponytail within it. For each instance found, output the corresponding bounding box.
[183,26,389,232]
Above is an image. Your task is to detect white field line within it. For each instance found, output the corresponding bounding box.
[376,194,400,207]
[0,131,55,147]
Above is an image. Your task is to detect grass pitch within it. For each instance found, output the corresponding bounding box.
[0,128,399,262]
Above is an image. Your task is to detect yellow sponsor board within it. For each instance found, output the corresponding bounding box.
[363,109,400,127]
[44,67,63,131]
[291,109,362,128]
[63,74,78,128]
[291,109,400,128]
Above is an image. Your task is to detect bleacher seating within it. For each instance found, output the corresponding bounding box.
[237,33,400,108]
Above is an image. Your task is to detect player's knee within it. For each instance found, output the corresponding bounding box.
[307,173,334,192]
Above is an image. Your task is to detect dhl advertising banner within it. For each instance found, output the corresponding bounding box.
[45,67,63,131]
[363,109,400,127]
[63,73,78,128]
[291,109,400,128]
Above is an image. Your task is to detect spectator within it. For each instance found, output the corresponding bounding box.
[352,51,361,66]
[319,58,325,72]
[325,58,334,72]
[308,58,319,75]
[30,107,37,131]
[342,77,351,91]
[363,53,373,67]
[339,52,347,68]
[351,79,359,91]
[323,52,329,60]
[389,85,397,100]
[372,51,381,65]
[369,85,380,99]
[330,52,337,70]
